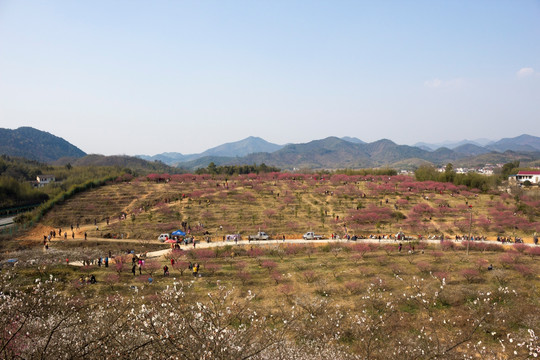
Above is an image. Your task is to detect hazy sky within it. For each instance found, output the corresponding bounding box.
[1,1,539,155]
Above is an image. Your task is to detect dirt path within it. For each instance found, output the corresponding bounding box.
[68,237,535,267]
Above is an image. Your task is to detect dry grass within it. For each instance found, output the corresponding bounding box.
[24,175,540,243]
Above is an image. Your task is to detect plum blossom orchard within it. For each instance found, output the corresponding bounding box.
[34,172,540,242]
[2,239,540,359]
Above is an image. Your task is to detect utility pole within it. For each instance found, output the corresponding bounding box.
[467,205,473,256]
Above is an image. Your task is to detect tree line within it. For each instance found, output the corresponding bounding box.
[195,162,281,175]
[413,161,525,192]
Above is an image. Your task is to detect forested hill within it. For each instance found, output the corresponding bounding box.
[61,154,183,173]
[0,127,86,163]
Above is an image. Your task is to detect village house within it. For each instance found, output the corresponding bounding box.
[35,174,56,188]
[509,171,540,185]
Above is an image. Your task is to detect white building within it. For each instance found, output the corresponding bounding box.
[512,171,540,185]
[36,174,55,187]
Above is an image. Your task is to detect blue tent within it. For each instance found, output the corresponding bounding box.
[172,230,186,236]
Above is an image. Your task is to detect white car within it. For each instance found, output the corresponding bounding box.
[303,232,323,240]
[158,233,170,241]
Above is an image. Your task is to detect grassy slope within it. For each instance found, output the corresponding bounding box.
[38,174,539,242]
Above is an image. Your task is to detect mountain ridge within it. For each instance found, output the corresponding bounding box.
[0,127,86,162]
[2,127,539,171]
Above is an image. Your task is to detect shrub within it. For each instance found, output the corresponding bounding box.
[205,262,221,275]
[143,261,161,276]
[475,258,489,271]
[351,253,364,264]
[261,260,278,273]
[464,241,488,252]
[416,261,432,274]
[278,284,294,299]
[499,253,521,268]
[376,256,388,266]
[236,270,251,285]
[352,243,371,258]
[484,243,504,252]
[104,273,120,286]
[137,274,150,283]
[431,251,444,262]
[526,247,540,258]
[433,271,449,283]
[370,276,388,290]
[270,271,283,285]
[247,248,264,258]
[440,241,456,251]
[383,244,396,256]
[285,245,303,256]
[460,268,481,283]
[514,264,534,278]
[390,264,404,275]
[344,281,362,295]
[114,259,125,275]
[490,269,509,286]
[302,270,317,283]
[235,261,247,271]
[513,243,529,254]
[173,261,189,276]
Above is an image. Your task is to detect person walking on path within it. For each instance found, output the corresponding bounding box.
[132,264,136,276]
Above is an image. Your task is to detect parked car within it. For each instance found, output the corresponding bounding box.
[158,233,170,241]
[248,231,270,241]
[303,232,324,240]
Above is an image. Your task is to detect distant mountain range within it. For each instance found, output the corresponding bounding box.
[413,135,540,153]
[136,136,283,164]
[414,138,492,151]
[1,126,539,171]
[171,135,540,171]
[0,127,86,162]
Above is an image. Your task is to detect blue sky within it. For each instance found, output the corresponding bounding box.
[0,1,539,155]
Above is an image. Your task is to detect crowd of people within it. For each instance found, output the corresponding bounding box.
[496,236,524,243]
